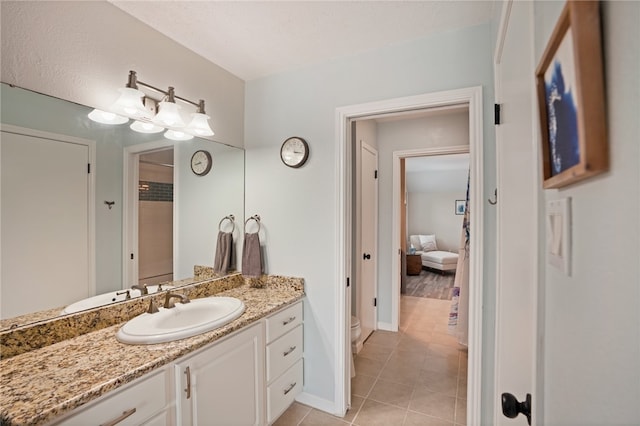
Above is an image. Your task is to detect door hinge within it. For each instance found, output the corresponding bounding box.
[87,163,91,174]
[373,297,377,307]
[346,277,350,288]
[374,170,378,179]
[494,103,502,125]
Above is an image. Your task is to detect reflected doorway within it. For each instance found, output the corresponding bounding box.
[138,148,174,285]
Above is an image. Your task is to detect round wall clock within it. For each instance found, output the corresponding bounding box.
[280,137,309,168]
[190,150,212,176]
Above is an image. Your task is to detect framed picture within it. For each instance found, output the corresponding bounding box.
[535,1,608,189]
[455,200,466,215]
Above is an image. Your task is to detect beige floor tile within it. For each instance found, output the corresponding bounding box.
[366,330,403,348]
[396,335,430,353]
[430,332,461,347]
[358,342,394,362]
[455,397,467,425]
[367,378,414,408]
[344,395,365,423]
[421,354,459,376]
[352,399,407,426]
[457,376,468,400]
[299,409,350,425]
[272,402,313,426]
[378,359,421,386]
[409,386,456,422]
[427,342,461,358]
[416,370,458,397]
[354,355,385,378]
[388,348,427,366]
[351,373,376,397]
[404,411,454,426]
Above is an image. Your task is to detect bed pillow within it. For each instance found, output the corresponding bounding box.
[419,234,438,252]
[409,235,422,251]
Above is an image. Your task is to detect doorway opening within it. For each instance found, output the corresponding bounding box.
[123,140,177,289]
[335,87,483,423]
[138,148,174,285]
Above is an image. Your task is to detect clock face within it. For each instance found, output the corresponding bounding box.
[190,150,212,176]
[280,137,309,168]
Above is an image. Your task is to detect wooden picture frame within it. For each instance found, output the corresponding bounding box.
[535,0,608,189]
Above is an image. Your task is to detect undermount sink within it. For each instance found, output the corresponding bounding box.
[61,285,174,315]
[115,296,245,345]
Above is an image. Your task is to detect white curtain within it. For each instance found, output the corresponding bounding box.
[448,171,470,346]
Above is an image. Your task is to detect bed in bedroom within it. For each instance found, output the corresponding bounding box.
[409,234,458,273]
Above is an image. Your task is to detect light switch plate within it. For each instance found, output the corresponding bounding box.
[546,197,571,276]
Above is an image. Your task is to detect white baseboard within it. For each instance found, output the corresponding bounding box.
[377,321,396,331]
[295,392,339,416]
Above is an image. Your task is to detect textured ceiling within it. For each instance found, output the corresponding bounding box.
[110,1,495,81]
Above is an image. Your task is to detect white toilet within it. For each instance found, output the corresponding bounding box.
[350,316,361,378]
[351,316,361,348]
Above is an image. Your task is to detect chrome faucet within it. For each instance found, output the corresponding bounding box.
[131,284,148,295]
[164,292,191,308]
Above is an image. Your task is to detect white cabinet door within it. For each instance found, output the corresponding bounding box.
[175,323,265,426]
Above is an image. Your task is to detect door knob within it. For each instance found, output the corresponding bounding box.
[363,253,371,260]
[501,392,531,425]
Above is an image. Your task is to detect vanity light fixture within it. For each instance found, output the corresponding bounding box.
[88,70,215,139]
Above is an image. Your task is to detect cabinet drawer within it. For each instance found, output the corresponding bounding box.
[54,369,168,426]
[266,301,302,343]
[267,359,303,424]
[266,324,303,383]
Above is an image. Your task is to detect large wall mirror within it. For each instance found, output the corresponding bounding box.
[0,83,244,327]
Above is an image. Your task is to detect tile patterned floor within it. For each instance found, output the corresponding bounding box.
[273,295,468,425]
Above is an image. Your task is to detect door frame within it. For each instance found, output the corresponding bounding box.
[391,143,470,328]
[123,139,177,289]
[335,86,484,421]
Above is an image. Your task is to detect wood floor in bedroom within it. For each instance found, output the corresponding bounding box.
[273,295,468,426]
[404,269,456,300]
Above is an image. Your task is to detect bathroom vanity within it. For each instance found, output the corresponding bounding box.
[0,275,304,426]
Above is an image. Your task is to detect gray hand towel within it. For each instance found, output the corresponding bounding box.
[242,232,262,278]
[213,231,233,274]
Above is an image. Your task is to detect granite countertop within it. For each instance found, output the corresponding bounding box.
[0,278,304,425]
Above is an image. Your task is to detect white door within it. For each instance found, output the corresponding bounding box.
[1,130,90,318]
[359,142,378,342]
[494,1,538,424]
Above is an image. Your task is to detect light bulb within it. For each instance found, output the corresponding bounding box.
[130,120,164,134]
[185,112,214,136]
[164,129,193,141]
[88,109,129,125]
[110,87,150,119]
[153,102,185,128]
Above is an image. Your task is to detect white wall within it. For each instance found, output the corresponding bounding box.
[0,1,244,149]
[533,1,640,424]
[408,191,466,252]
[245,23,495,415]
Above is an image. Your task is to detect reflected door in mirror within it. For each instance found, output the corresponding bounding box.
[1,129,91,318]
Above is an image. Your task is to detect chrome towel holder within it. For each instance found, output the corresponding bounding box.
[244,214,261,233]
[218,214,235,232]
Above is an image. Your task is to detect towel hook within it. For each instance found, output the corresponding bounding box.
[218,214,235,233]
[244,214,261,234]
[488,188,498,205]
